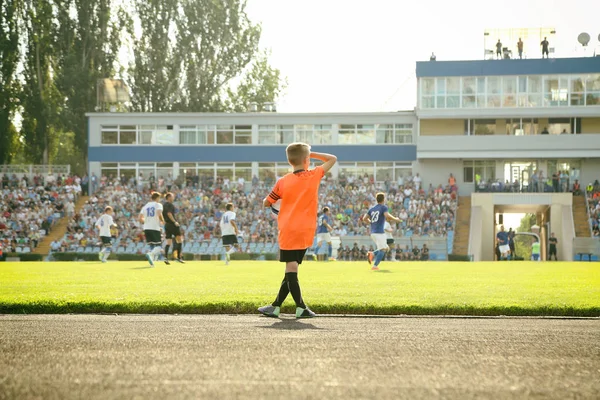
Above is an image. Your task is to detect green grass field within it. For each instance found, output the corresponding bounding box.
[1,261,599,316]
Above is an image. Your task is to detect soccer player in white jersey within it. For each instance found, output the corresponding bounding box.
[384,220,395,261]
[95,206,117,263]
[138,192,165,267]
[220,203,240,265]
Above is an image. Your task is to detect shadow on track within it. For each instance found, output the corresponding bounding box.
[130,266,153,270]
[374,269,392,273]
[258,318,325,331]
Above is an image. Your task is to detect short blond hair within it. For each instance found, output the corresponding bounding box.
[286,142,311,166]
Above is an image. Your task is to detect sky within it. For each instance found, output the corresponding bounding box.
[245,0,600,113]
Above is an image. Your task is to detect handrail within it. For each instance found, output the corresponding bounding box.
[583,191,593,237]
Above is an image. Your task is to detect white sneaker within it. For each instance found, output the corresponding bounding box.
[145,253,155,267]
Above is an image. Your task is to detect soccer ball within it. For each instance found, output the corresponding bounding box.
[271,199,281,216]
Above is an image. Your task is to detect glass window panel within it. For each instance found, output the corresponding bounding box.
[463,88,476,106]
[462,77,476,95]
[199,126,215,144]
[258,131,277,144]
[120,131,136,144]
[463,166,474,183]
[570,93,585,106]
[375,163,393,181]
[101,131,118,144]
[474,120,495,135]
[356,162,375,178]
[258,163,276,182]
[487,77,500,94]
[436,96,446,108]
[436,78,446,94]
[487,95,500,108]
[518,76,527,93]
[503,94,516,107]
[375,124,393,144]
[356,125,375,144]
[476,94,486,108]
[101,125,118,130]
[216,164,234,180]
[155,130,176,145]
[446,96,460,108]
[179,131,197,145]
[338,125,356,144]
[528,94,542,107]
[216,129,233,144]
[447,77,460,94]
[295,125,313,143]
[477,77,486,93]
[234,132,251,145]
[518,94,529,107]
[422,96,435,108]
[119,125,136,130]
[313,125,332,144]
[586,93,600,105]
[101,168,118,178]
[585,74,600,91]
[422,78,435,95]
[528,76,541,93]
[234,163,252,180]
[571,76,584,92]
[278,125,294,144]
[503,77,516,94]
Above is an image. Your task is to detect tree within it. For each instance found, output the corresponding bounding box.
[176,0,261,111]
[55,0,125,171]
[225,50,286,112]
[0,0,22,165]
[514,214,537,260]
[20,0,62,164]
[127,0,182,112]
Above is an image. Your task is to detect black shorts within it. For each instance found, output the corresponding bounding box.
[549,246,557,255]
[386,238,394,245]
[165,223,181,239]
[144,230,162,245]
[222,235,238,246]
[100,236,112,246]
[280,249,307,264]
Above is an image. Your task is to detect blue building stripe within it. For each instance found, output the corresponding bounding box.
[88,145,417,163]
[416,57,600,77]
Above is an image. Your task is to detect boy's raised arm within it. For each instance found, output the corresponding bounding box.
[310,152,337,174]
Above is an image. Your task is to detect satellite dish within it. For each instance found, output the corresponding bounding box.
[577,32,590,46]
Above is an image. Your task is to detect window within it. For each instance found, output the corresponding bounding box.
[474,119,496,135]
[487,77,501,107]
[446,77,460,108]
[101,130,118,144]
[216,163,234,179]
[217,125,233,144]
[421,78,435,109]
[376,124,394,144]
[570,76,585,106]
[258,125,277,144]
[295,125,313,143]
[502,77,517,107]
[585,74,600,105]
[463,160,495,183]
[436,78,446,108]
[462,77,476,108]
[234,163,252,180]
[375,162,393,181]
[179,128,197,145]
[544,76,568,106]
[234,125,252,145]
[313,125,332,144]
[199,125,216,144]
[338,125,356,144]
[356,125,375,144]
[258,163,276,182]
[394,124,413,143]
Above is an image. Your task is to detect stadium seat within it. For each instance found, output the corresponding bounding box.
[22,247,31,253]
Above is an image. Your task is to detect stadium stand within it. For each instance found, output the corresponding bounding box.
[0,171,82,254]
[54,173,457,259]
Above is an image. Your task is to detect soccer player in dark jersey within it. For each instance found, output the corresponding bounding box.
[362,193,401,270]
[312,207,334,261]
[163,192,184,264]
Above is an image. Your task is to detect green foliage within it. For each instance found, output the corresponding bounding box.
[448,254,472,262]
[514,214,537,260]
[0,0,22,165]
[1,253,44,261]
[0,261,599,316]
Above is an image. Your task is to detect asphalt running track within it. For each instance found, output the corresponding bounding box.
[0,315,599,400]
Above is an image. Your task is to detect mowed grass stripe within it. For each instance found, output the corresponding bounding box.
[0,261,598,316]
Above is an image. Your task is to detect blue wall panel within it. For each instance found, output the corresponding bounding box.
[88,145,417,163]
[416,57,600,77]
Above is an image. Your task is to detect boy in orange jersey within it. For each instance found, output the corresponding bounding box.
[258,143,337,318]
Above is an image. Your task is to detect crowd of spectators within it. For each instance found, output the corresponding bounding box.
[0,173,81,254]
[476,170,581,194]
[337,243,431,262]
[587,180,600,237]
[56,171,457,255]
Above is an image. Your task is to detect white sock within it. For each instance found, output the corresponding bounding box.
[151,246,162,260]
[103,251,110,261]
[227,247,236,255]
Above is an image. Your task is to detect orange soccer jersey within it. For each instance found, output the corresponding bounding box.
[267,166,325,250]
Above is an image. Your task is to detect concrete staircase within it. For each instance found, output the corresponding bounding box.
[452,196,472,255]
[572,195,591,238]
[34,195,89,255]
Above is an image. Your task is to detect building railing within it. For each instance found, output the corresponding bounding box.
[0,165,71,177]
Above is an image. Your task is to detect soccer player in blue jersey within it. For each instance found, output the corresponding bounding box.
[312,207,334,261]
[362,193,401,270]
